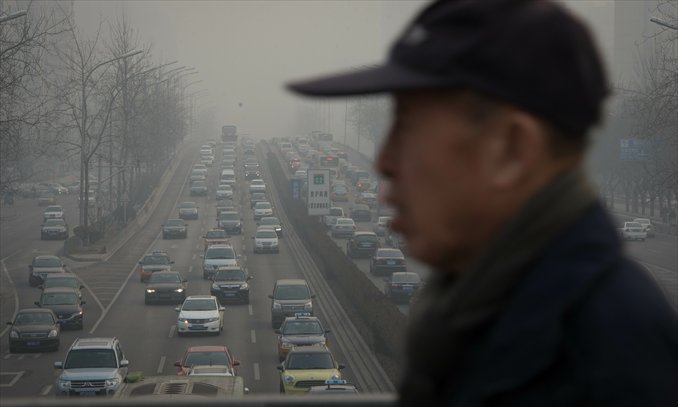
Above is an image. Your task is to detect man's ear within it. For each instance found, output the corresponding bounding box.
[484,110,544,190]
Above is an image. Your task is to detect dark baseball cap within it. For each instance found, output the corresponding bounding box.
[287,0,609,134]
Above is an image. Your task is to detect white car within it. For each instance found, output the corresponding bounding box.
[632,218,653,237]
[324,207,344,228]
[176,295,225,336]
[331,217,356,238]
[216,185,233,200]
[253,227,280,254]
[619,222,647,241]
[292,170,307,180]
[43,205,64,220]
[249,179,267,193]
[202,245,239,279]
[374,216,392,236]
[253,201,273,220]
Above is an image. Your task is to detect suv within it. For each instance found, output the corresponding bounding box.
[210,266,252,304]
[28,255,68,287]
[54,337,128,396]
[269,279,315,328]
[202,244,238,279]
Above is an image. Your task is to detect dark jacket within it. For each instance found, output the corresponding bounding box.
[442,203,678,406]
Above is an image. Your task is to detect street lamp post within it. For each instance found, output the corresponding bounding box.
[78,50,141,240]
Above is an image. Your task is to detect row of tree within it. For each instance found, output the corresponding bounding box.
[1,1,197,241]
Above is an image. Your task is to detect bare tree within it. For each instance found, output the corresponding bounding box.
[0,1,69,194]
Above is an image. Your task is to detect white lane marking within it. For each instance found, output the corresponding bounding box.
[188,266,193,274]
[40,385,52,396]
[0,256,19,338]
[250,329,256,344]
[196,244,200,250]
[17,355,24,360]
[171,244,178,249]
[157,356,166,374]
[192,254,196,260]
[0,371,24,387]
[3,354,11,360]
[168,325,176,338]
[253,363,260,381]
[248,304,253,316]
[33,353,40,359]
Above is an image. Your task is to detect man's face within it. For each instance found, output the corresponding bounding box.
[377,91,495,271]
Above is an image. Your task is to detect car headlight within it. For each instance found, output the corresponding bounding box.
[9,330,18,339]
[206,317,220,323]
[178,318,189,324]
[174,288,184,293]
[211,283,220,290]
[330,374,341,380]
[146,289,156,293]
[48,329,58,338]
[273,302,282,310]
[255,241,264,246]
[281,341,294,349]
[283,374,295,385]
[58,379,71,389]
[239,283,248,290]
[303,301,313,310]
[105,378,120,388]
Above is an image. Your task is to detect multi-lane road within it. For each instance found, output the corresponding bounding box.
[1,138,675,401]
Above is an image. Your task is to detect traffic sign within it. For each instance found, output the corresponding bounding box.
[307,169,330,216]
[290,179,301,200]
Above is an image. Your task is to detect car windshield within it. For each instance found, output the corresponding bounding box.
[33,258,61,268]
[337,219,353,225]
[192,181,206,187]
[256,230,277,238]
[219,213,239,221]
[44,277,79,289]
[182,299,217,311]
[206,230,227,239]
[252,193,266,199]
[184,351,230,367]
[205,247,235,259]
[274,285,310,300]
[355,234,377,242]
[41,292,78,305]
[255,202,271,209]
[287,352,334,370]
[377,249,403,258]
[149,273,181,284]
[15,312,54,326]
[392,273,421,284]
[627,222,642,228]
[44,219,65,226]
[45,206,61,212]
[64,349,117,369]
[251,180,264,185]
[282,321,324,335]
[166,220,184,227]
[214,269,245,281]
[142,255,170,265]
[260,218,280,226]
[218,186,232,191]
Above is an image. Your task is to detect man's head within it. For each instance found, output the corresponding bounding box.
[287,0,608,272]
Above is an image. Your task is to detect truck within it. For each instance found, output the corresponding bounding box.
[222,125,237,143]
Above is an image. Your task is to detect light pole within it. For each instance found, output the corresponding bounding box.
[78,50,142,238]
[0,10,26,23]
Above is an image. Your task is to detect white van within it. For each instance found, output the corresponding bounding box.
[220,169,236,186]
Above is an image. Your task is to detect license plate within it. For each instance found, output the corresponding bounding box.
[222,293,235,297]
[360,243,371,248]
[403,286,414,292]
[387,260,396,265]
[189,325,206,330]
[79,390,97,396]
[26,341,40,346]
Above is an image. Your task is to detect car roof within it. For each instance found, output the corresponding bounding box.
[33,255,61,260]
[43,273,78,280]
[17,307,55,315]
[288,345,331,354]
[186,345,228,352]
[72,337,117,349]
[207,244,234,249]
[185,295,217,300]
[275,279,309,286]
[354,231,377,236]
[42,287,78,294]
[377,248,403,254]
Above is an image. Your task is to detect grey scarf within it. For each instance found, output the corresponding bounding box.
[399,168,597,406]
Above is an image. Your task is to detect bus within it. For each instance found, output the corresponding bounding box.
[309,131,333,152]
[318,154,339,178]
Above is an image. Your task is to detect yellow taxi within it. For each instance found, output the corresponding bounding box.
[277,345,344,395]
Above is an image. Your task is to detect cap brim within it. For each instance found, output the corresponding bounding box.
[286,63,444,97]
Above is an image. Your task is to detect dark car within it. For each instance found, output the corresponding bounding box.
[244,164,261,180]
[28,255,68,287]
[384,271,421,302]
[350,204,372,222]
[178,202,199,220]
[40,274,83,300]
[370,248,406,276]
[258,216,283,237]
[209,266,252,304]
[34,287,84,329]
[174,345,240,376]
[346,232,379,258]
[6,308,60,353]
[250,192,267,209]
[41,218,69,240]
[189,180,208,196]
[145,271,187,305]
[217,211,242,234]
[216,199,235,216]
[275,314,330,361]
[162,219,188,239]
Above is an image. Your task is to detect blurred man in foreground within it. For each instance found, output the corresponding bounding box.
[288,0,678,405]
